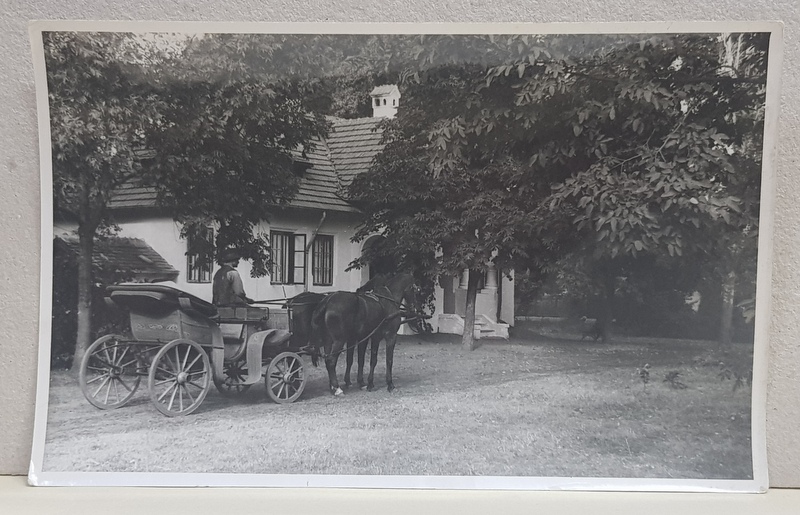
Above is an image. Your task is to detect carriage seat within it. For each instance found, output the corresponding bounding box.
[219,322,245,342]
[215,306,270,361]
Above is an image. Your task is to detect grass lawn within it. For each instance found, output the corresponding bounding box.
[41,327,754,480]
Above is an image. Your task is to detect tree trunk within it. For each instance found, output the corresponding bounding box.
[71,227,95,372]
[719,270,736,346]
[461,269,481,351]
[599,268,615,343]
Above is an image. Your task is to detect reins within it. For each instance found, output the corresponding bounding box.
[365,291,402,306]
[248,285,424,362]
[314,287,420,360]
[317,309,426,360]
[248,297,297,305]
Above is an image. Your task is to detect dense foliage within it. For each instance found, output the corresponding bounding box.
[46,32,167,368]
[46,31,770,361]
[348,33,769,346]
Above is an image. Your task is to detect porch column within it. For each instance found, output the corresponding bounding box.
[455,270,468,317]
[459,270,469,289]
[485,263,498,290]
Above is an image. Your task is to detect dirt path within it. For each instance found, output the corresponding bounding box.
[41,333,753,480]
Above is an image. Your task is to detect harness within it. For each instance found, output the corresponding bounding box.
[258,288,426,362]
[314,288,424,360]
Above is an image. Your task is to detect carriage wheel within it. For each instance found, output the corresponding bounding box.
[148,339,211,417]
[265,352,306,404]
[79,334,141,410]
[213,359,252,396]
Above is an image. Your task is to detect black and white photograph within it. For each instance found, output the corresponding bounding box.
[29,22,780,491]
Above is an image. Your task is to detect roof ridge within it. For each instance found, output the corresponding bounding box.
[328,115,382,126]
[312,127,347,200]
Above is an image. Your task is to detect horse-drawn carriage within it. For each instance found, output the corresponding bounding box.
[79,273,420,416]
[79,283,314,417]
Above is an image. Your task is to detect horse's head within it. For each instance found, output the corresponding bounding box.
[394,275,430,334]
[381,273,418,313]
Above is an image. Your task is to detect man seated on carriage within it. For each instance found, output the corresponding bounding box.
[212,248,264,357]
[212,248,254,307]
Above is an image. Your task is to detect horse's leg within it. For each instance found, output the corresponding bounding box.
[357,339,368,389]
[367,336,380,391]
[385,333,398,392]
[344,342,355,389]
[325,339,344,396]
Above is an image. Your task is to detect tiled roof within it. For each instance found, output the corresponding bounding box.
[108,182,158,209]
[327,117,385,190]
[56,235,179,281]
[370,85,400,97]
[108,116,385,214]
[286,136,355,212]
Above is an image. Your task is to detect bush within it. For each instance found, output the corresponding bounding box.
[51,238,131,369]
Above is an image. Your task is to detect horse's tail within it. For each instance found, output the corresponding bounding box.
[308,301,323,367]
[310,295,330,332]
[310,294,337,355]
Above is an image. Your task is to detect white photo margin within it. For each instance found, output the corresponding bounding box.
[28,20,783,492]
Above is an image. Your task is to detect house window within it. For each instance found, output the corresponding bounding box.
[374,98,380,107]
[312,235,334,286]
[271,231,306,285]
[187,226,213,283]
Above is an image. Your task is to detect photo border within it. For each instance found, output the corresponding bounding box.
[28,20,783,492]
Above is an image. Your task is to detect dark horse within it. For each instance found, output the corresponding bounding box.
[285,291,328,366]
[311,273,416,395]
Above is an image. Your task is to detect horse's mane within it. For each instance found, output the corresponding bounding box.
[384,272,414,292]
[382,273,416,310]
[356,274,388,294]
[359,273,412,294]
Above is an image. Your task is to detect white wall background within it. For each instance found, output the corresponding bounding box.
[112,211,365,299]
[0,0,798,494]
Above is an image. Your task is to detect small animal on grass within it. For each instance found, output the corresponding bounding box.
[580,316,606,342]
[664,370,687,389]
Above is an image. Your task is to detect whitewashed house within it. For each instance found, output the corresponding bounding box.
[57,87,513,338]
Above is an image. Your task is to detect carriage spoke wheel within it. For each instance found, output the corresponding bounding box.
[213,359,251,396]
[148,339,211,417]
[79,334,142,409]
[265,352,306,404]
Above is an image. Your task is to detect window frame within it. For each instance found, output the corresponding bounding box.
[270,230,307,285]
[312,234,334,286]
[186,225,213,284]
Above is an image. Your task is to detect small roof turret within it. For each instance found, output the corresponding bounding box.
[369,84,401,119]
